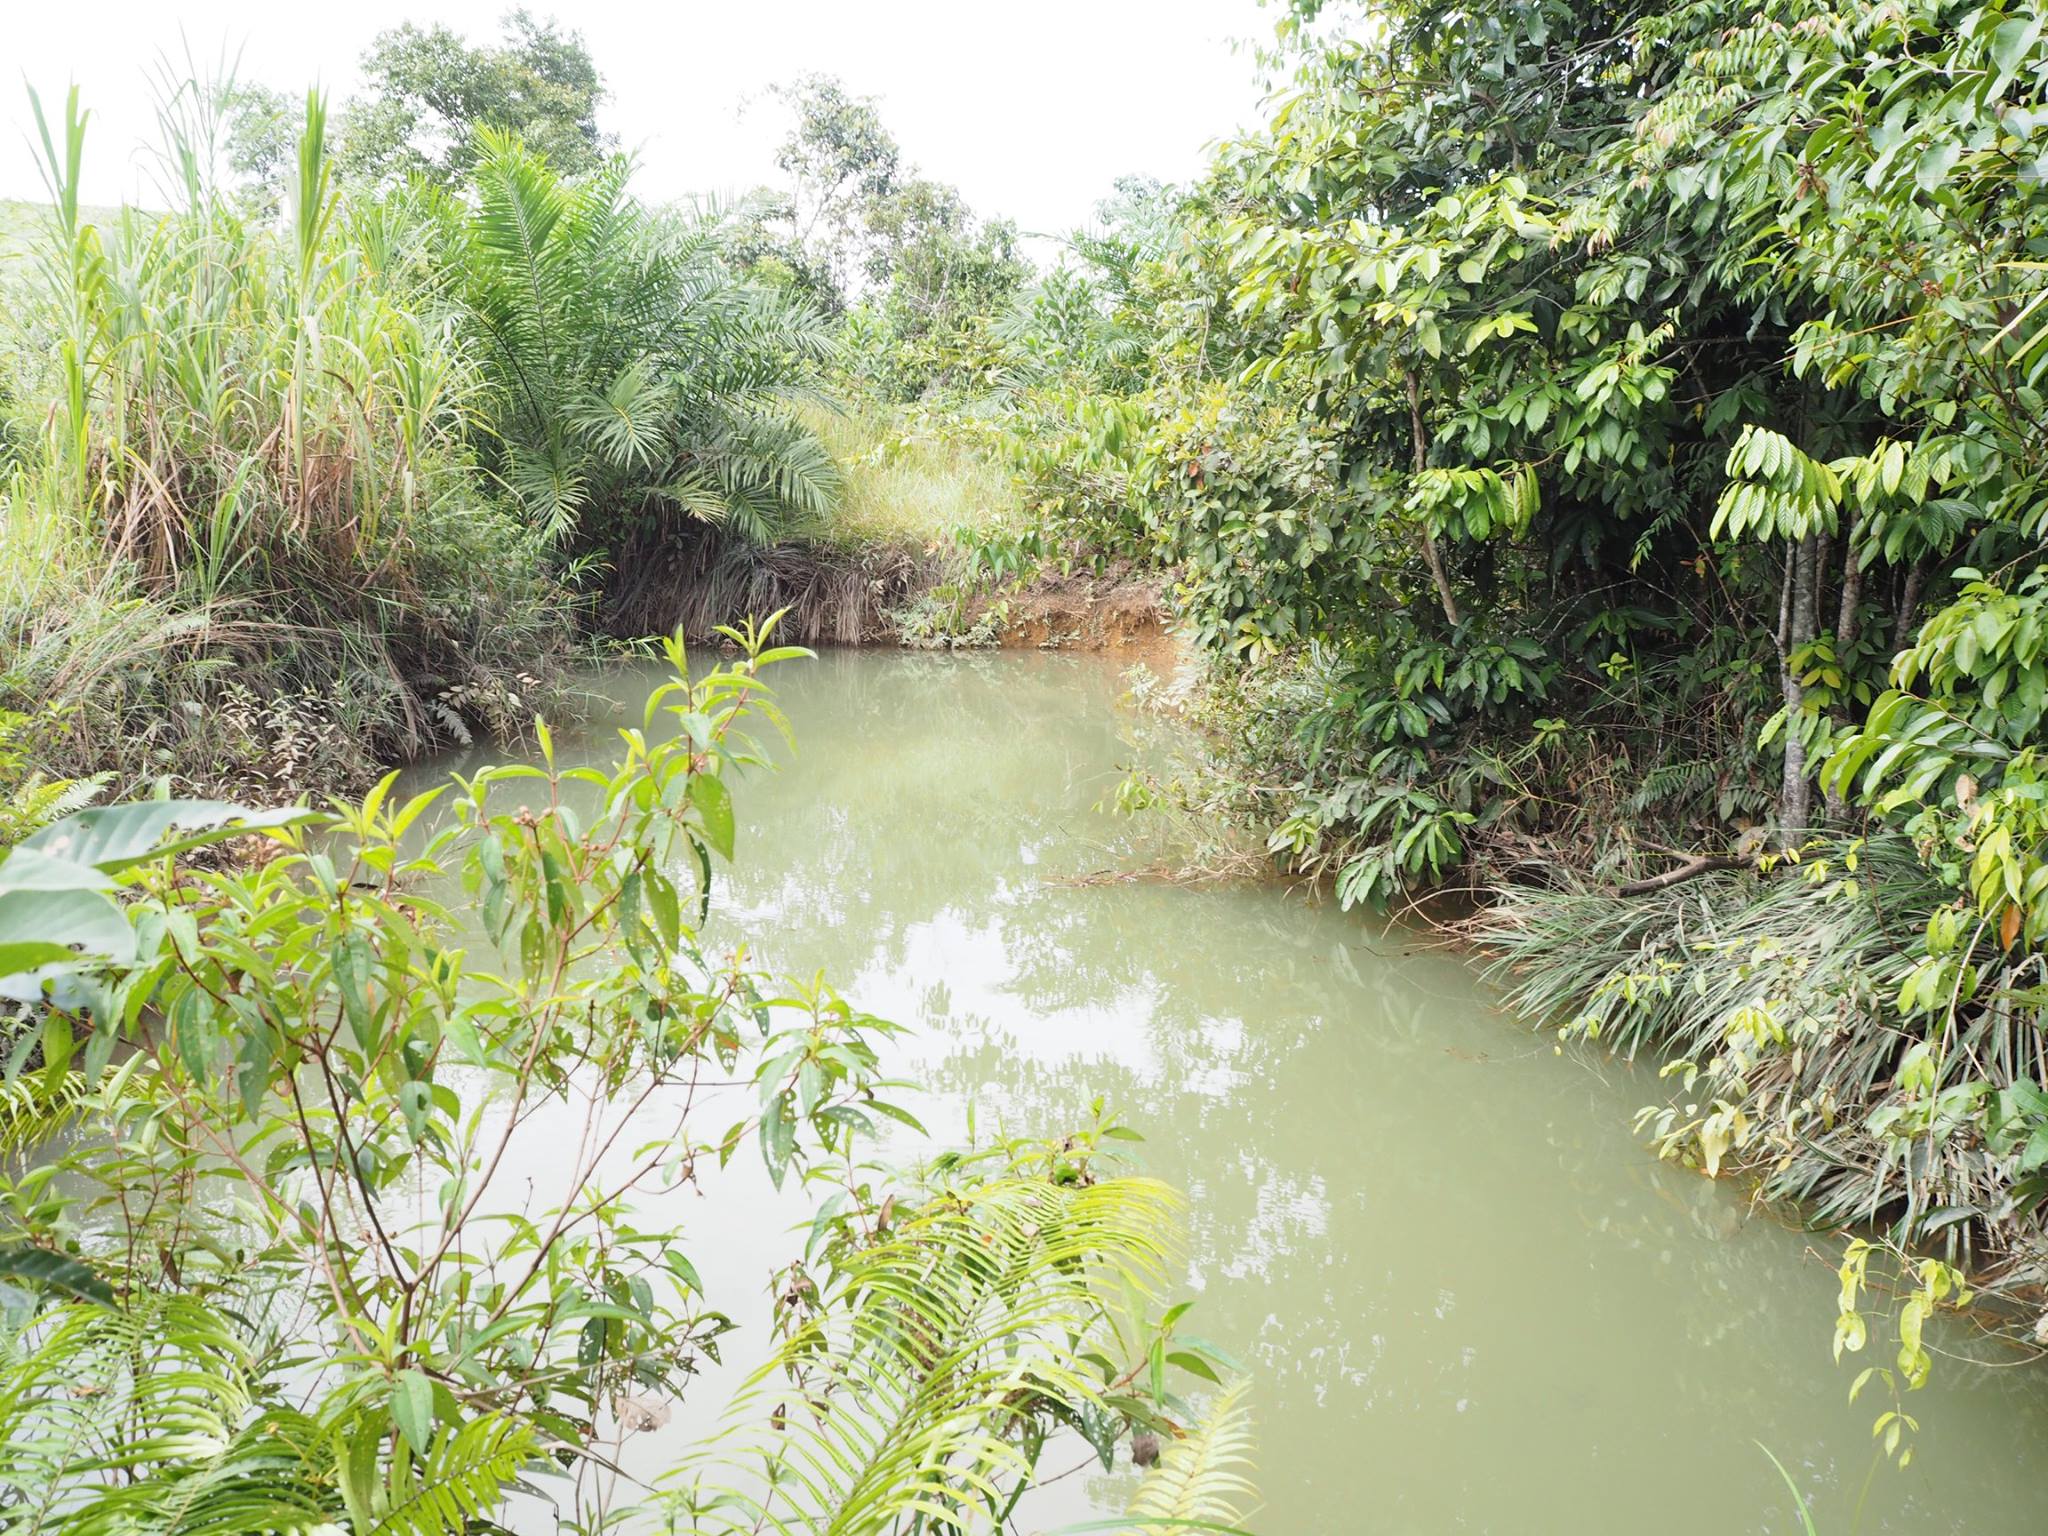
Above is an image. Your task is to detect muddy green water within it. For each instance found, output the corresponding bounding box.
[427,648,2048,1531]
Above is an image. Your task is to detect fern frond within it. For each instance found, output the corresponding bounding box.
[356,1414,537,1536]
[64,1407,339,1536]
[1125,1378,1259,1528]
[1626,756,1718,817]
[0,1066,107,1150]
[663,1165,1181,1536]
[0,1295,535,1536]
[0,1295,298,1532]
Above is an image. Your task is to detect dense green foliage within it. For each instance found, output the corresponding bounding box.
[0,39,887,797]
[0,632,1250,1533]
[20,0,2048,1514]
[749,76,1032,399]
[4,86,569,794]
[452,130,841,553]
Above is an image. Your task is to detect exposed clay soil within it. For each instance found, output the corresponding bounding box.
[980,564,1172,655]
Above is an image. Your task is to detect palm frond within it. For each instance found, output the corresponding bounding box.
[696,403,844,538]
[453,135,842,555]
[569,360,675,474]
[647,469,734,527]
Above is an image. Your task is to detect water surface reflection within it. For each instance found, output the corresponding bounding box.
[433,649,2048,1531]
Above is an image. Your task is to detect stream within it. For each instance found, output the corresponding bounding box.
[413,646,2048,1532]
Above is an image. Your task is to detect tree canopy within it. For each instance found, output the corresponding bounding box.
[339,8,612,186]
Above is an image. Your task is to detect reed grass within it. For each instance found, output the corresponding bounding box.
[0,82,570,794]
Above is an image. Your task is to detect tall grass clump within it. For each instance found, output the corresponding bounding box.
[0,83,569,796]
[0,477,224,784]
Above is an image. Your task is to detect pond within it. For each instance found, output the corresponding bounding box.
[417,646,2048,1532]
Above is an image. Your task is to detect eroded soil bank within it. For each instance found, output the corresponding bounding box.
[977,566,1168,652]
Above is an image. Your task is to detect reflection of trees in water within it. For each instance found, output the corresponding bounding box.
[917,1000,2048,1526]
[698,653,1156,981]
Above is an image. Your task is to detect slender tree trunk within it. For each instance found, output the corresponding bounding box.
[1823,520,1864,824]
[1406,370,1461,627]
[1776,533,1820,845]
[1896,552,1932,651]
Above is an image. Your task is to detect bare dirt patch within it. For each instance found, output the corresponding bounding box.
[983,566,1172,656]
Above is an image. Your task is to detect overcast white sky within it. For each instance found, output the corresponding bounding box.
[1,1,1276,236]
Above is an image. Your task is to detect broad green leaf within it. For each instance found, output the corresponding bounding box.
[0,1245,114,1306]
[1915,141,1961,194]
[761,1092,795,1188]
[689,772,735,860]
[0,888,134,975]
[22,800,318,873]
[391,1367,435,1455]
[0,848,114,893]
[333,933,375,1054]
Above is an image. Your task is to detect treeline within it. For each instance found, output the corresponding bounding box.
[0,20,1033,813]
[908,0,2048,1391]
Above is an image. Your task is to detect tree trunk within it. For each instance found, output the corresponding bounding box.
[1775,533,1820,846]
[1896,552,1932,651]
[1822,520,1864,824]
[1405,370,1461,627]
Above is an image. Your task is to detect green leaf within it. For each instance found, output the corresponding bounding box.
[0,848,114,893]
[0,939,81,976]
[333,933,375,1054]
[761,1092,795,1188]
[441,1011,488,1068]
[0,888,135,977]
[1915,141,1962,194]
[665,1248,703,1295]
[21,800,318,873]
[1167,1350,1222,1384]
[1992,17,2042,85]
[391,1367,435,1455]
[689,772,735,860]
[0,1244,114,1306]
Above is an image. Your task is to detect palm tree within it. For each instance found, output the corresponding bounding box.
[457,129,844,559]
